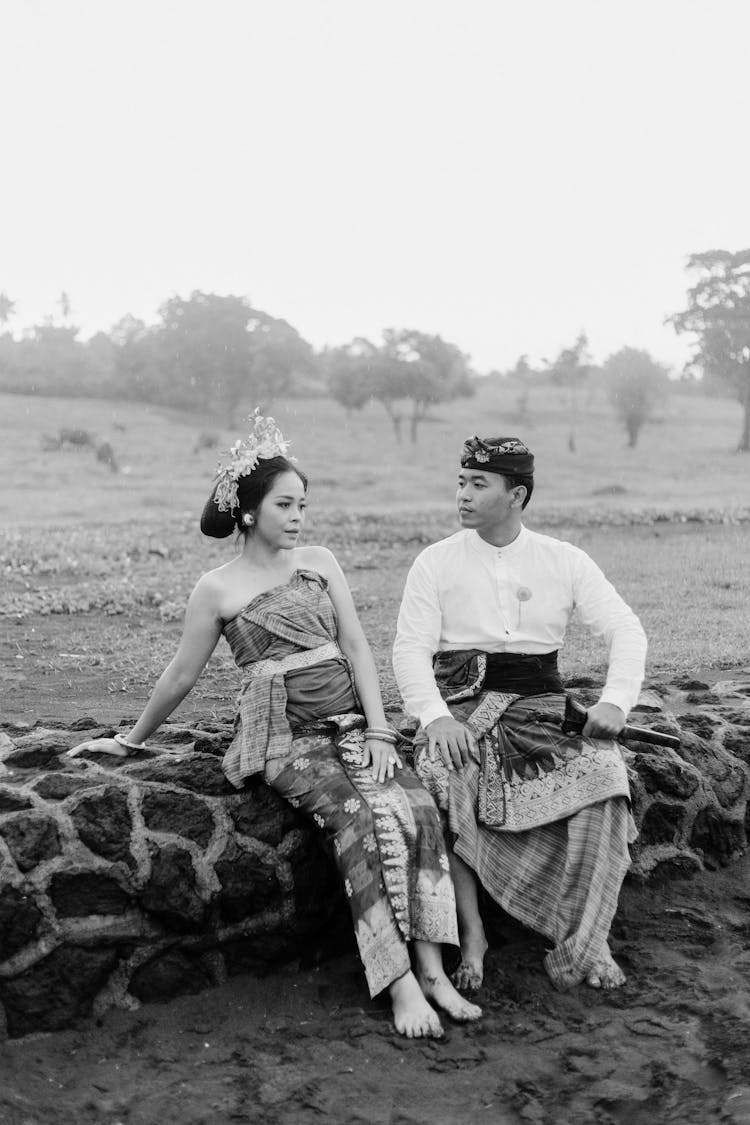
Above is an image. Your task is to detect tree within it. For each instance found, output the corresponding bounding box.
[109,315,160,400]
[324,330,474,443]
[505,354,537,424]
[156,292,258,416]
[324,339,378,417]
[0,292,118,395]
[604,347,669,448]
[547,333,590,452]
[0,291,15,330]
[324,336,407,439]
[670,249,750,451]
[81,331,116,392]
[245,311,315,405]
[155,291,314,421]
[379,329,475,443]
[14,323,101,395]
[508,354,533,381]
[58,291,72,323]
[0,295,18,389]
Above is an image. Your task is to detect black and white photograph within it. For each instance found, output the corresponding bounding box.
[1,2,749,1122]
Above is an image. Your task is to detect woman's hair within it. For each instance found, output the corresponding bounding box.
[200,456,308,538]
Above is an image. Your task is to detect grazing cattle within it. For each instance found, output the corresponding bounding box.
[59,427,95,447]
[96,441,118,473]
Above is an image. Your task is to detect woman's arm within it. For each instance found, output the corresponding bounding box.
[126,576,224,742]
[307,547,401,783]
[69,575,224,756]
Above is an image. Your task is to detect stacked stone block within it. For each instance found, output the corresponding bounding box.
[0,723,341,1038]
[0,674,748,1039]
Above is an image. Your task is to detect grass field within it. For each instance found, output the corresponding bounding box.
[2,508,750,724]
[1,385,749,724]
[2,382,749,526]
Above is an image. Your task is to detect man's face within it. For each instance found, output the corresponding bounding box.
[456,468,517,530]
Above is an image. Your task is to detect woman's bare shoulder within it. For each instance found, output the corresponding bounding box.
[191,558,240,601]
[296,546,339,580]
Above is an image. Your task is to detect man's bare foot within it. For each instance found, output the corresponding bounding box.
[586,945,626,990]
[418,971,482,1023]
[389,972,444,1038]
[451,929,488,992]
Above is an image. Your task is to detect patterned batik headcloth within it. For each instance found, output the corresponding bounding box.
[460,436,534,477]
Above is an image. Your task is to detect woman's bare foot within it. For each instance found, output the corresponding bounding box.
[586,944,626,990]
[418,970,482,1023]
[389,972,444,1039]
[451,928,489,992]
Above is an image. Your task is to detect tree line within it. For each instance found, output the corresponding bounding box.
[1,248,749,448]
[0,291,476,443]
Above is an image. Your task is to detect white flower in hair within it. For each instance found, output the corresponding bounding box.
[213,408,295,513]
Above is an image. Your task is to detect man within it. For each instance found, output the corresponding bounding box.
[392,435,647,991]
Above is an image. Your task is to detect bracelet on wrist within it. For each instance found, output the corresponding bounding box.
[364,728,398,744]
[114,732,148,752]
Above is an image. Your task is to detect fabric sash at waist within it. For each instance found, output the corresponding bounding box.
[483,650,563,696]
[434,648,563,703]
[223,640,344,789]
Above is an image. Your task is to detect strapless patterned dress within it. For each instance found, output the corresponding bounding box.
[221,570,458,996]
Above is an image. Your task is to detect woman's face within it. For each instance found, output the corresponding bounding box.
[253,470,307,549]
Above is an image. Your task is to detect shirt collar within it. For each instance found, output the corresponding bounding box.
[468,524,528,560]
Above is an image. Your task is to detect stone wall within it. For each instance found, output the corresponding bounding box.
[0,720,343,1039]
[0,674,748,1039]
[574,676,750,879]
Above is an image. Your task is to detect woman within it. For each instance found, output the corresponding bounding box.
[70,412,480,1039]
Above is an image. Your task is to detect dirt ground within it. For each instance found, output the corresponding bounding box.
[2,620,750,1123]
[1,852,749,1125]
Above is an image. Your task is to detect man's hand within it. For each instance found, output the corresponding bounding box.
[583,702,626,740]
[425,716,478,771]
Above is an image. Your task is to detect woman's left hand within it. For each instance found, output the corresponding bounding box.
[363,737,402,783]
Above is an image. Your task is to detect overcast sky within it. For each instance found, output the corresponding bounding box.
[2,0,748,373]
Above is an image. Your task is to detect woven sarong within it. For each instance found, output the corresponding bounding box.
[414,690,636,988]
[266,721,458,996]
[418,692,631,833]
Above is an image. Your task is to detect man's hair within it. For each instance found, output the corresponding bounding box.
[502,473,534,509]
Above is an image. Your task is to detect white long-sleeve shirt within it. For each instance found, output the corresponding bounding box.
[393,526,647,728]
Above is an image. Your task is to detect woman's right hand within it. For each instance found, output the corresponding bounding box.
[67,738,130,758]
[364,737,402,784]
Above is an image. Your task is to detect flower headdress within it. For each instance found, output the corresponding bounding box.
[213,409,295,514]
